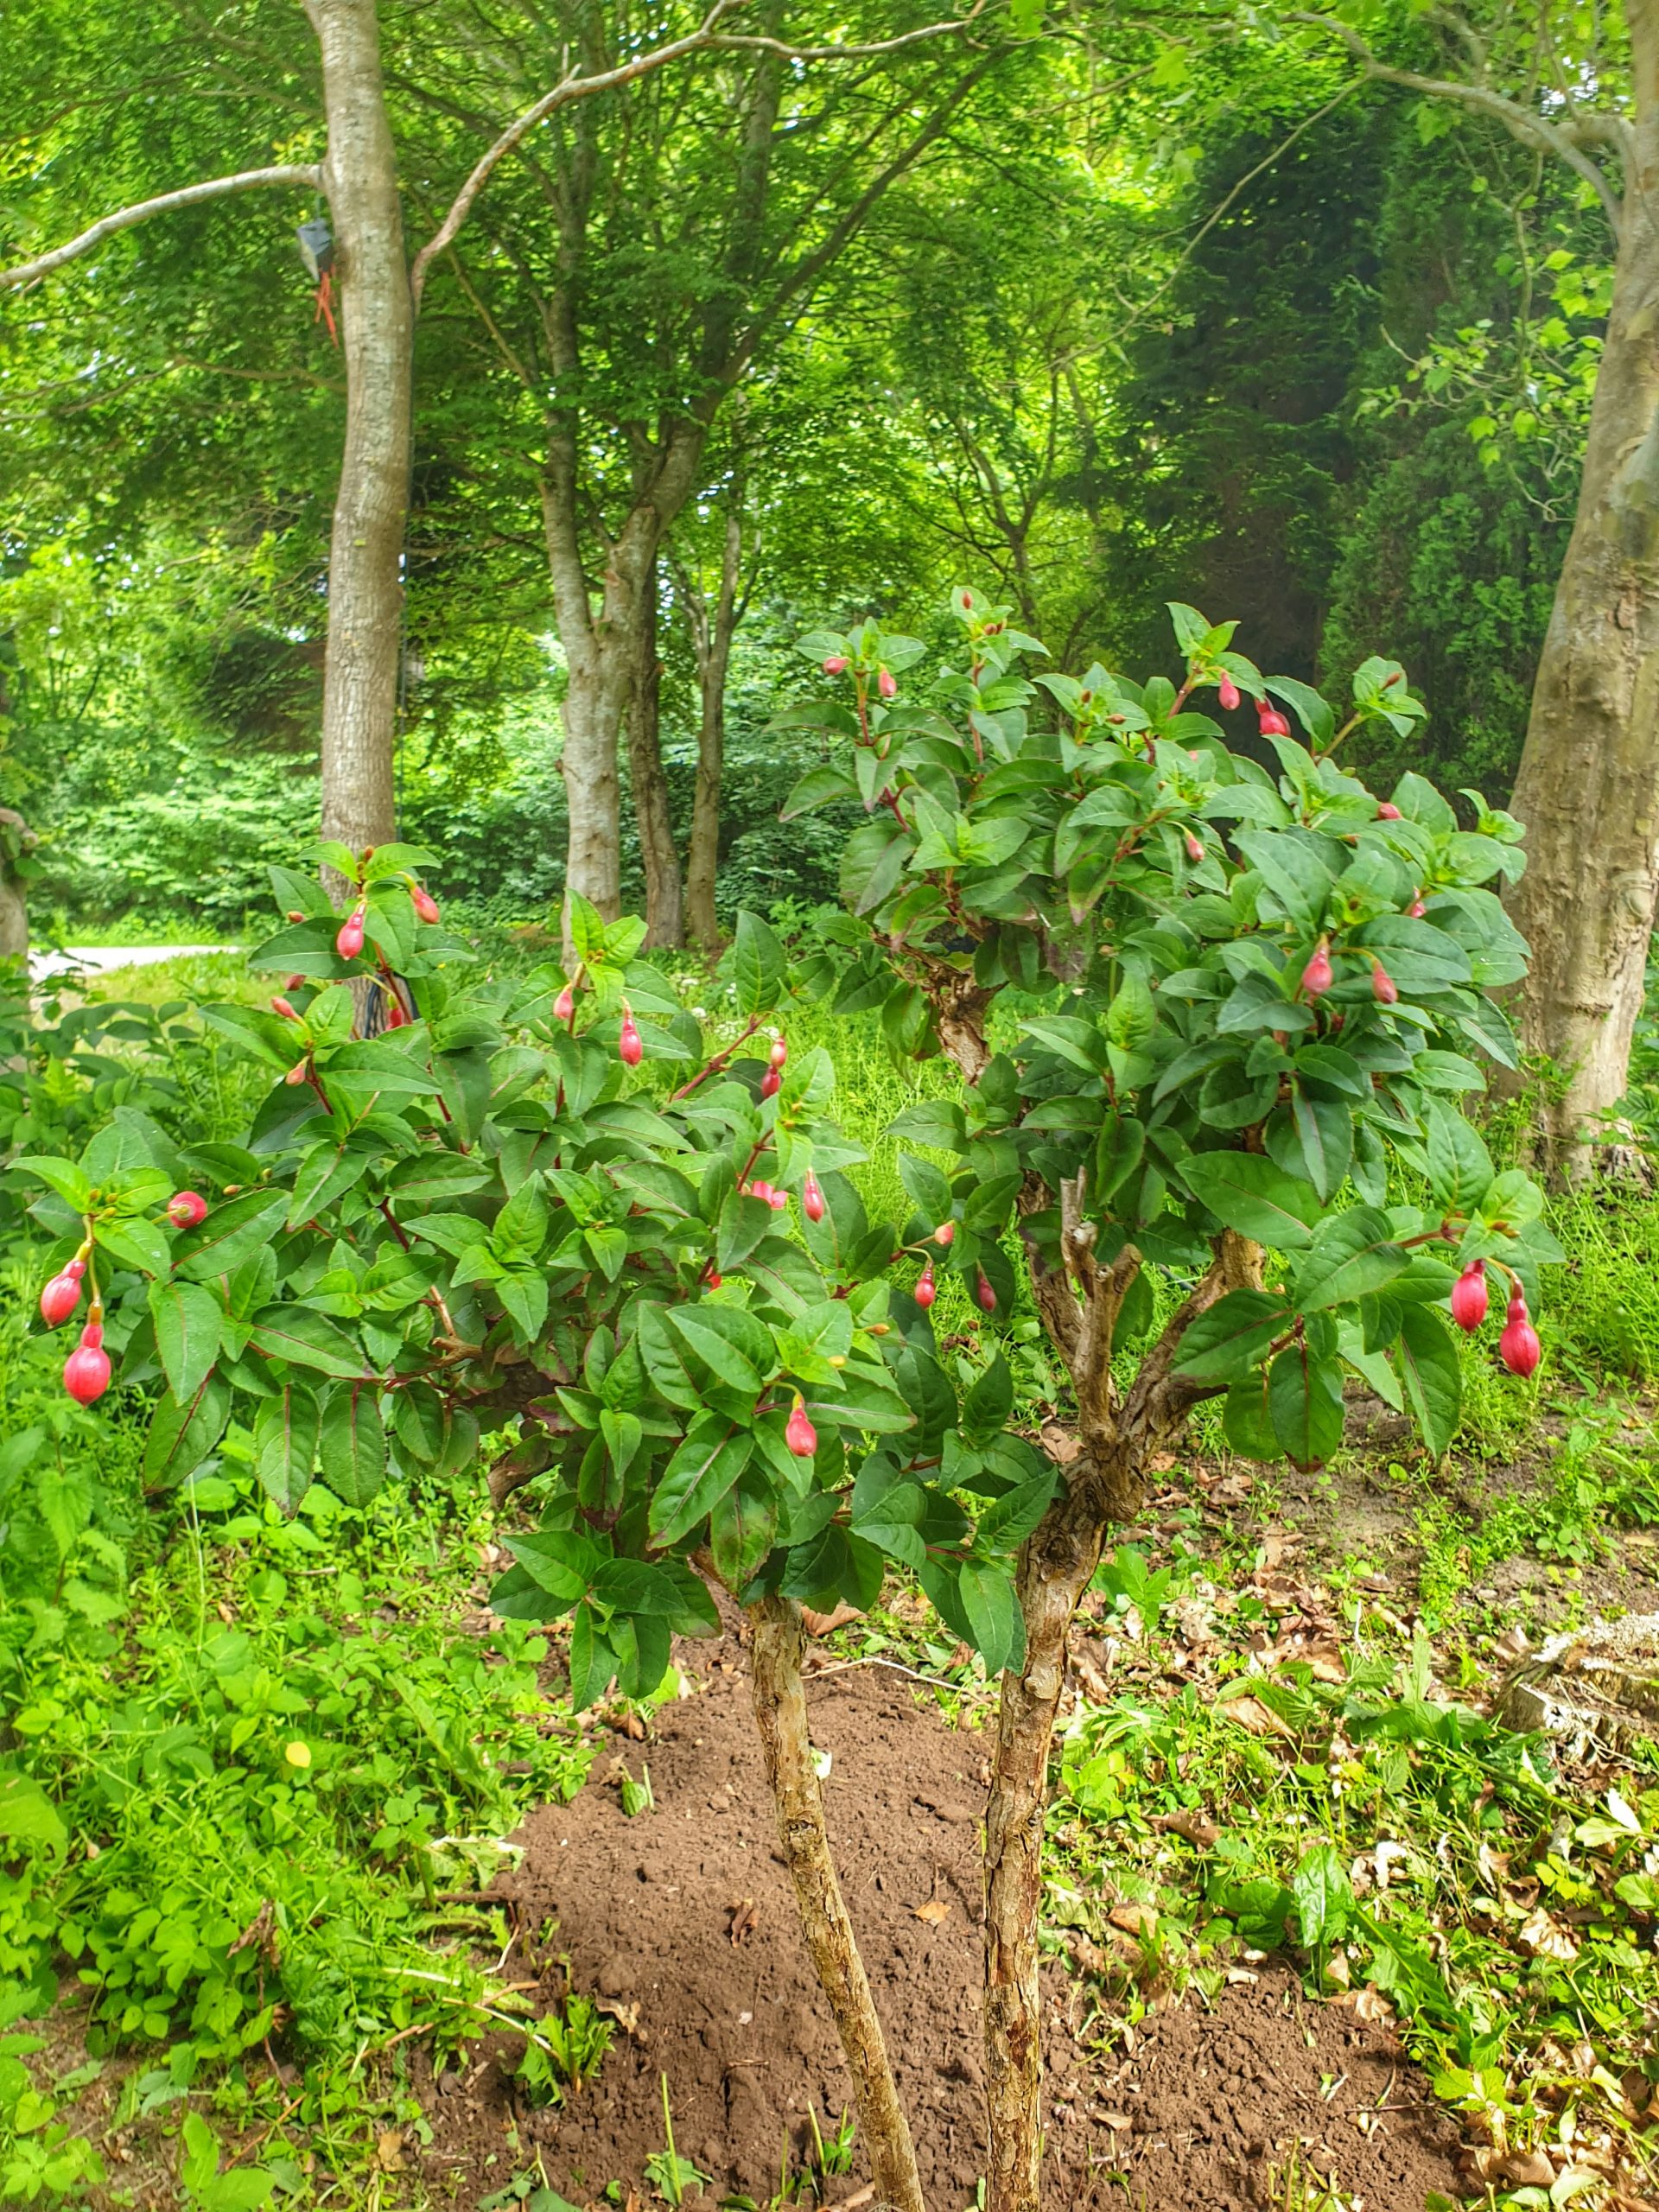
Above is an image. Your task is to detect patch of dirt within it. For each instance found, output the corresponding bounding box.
[416,1627,1465,2211]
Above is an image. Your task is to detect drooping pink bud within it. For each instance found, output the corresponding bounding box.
[760,1067,781,1099]
[975,1268,996,1313]
[1185,830,1205,864]
[286,974,306,991]
[1451,1261,1488,1332]
[1376,801,1402,821]
[935,1221,956,1247]
[64,1332,111,1406]
[769,1037,788,1071]
[554,983,575,1025]
[1370,961,1399,1006]
[1217,671,1240,712]
[166,1191,208,1229]
[705,1268,722,1291]
[1499,1291,1541,1377]
[803,1171,825,1223]
[286,1059,310,1085]
[39,1269,82,1328]
[914,1260,936,1309]
[769,1187,788,1212]
[271,995,300,1021]
[619,1005,644,1067]
[1257,701,1291,739]
[383,995,410,1030]
[747,1180,772,1205]
[1408,895,1427,918]
[823,656,849,676]
[785,1395,817,1459]
[1300,938,1333,997]
[335,905,366,959]
[410,883,440,924]
[878,669,897,701]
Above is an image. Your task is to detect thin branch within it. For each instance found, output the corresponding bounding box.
[1294,12,1627,239]
[0,166,321,291]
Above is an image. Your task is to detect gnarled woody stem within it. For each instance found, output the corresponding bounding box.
[747,1594,926,2212]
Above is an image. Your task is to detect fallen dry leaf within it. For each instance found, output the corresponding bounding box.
[375,2130,408,2174]
[727,1897,760,1946]
[1518,1908,1580,1962]
[914,1897,951,1926]
[1154,1809,1222,1849]
[1108,1902,1158,1936]
[1221,1694,1294,1740]
[1497,2149,1557,2187]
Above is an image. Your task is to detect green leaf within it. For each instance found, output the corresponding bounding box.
[1423,1098,1493,1215]
[1171,1290,1291,1382]
[1393,1305,1461,1456]
[318,1383,387,1506]
[957,1561,1023,1675]
[253,1384,321,1514]
[1293,1210,1408,1312]
[1182,1153,1320,1249]
[143,1374,232,1490]
[173,1191,289,1283]
[1292,1842,1352,1953]
[9,1154,93,1210]
[147,1279,222,1403]
[1268,1348,1344,1467]
[0,1774,67,1853]
[287,1141,373,1229]
[650,1423,755,1548]
[730,911,785,1018]
[665,1306,769,1395]
[250,1304,368,1378]
[1223,1370,1279,1459]
[709,1467,779,1586]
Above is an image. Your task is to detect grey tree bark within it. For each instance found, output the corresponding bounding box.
[306,0,411,862]
[674,505,746,956]
[1504,16,1659,1163]
[0,810,37,961]
[626,561,685,947]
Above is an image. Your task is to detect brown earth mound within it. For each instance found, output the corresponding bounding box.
[417,1629,1464,2210]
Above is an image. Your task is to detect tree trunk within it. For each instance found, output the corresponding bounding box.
[682,508,743,957]
[1506,49,1659,1168]
[308,0,410,861]
[0,809,36,960]
[982,1493,1109,2212]
[747,1595,926,2212]
[626,562,684,947]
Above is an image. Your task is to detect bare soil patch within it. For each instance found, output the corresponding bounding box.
[416,1625,1465,2210]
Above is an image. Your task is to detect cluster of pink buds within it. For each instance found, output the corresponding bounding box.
[619,1003,644,1067]
[336,901,367,959]
[1451,1259,1541,1376]
[165,1191,208,1229]
[39,1249,88,1328]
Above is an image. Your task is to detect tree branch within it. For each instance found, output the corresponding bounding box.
[0,166,322,291]
[1294,12,1627,239]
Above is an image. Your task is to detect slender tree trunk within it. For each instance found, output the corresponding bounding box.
[626,562,684,947]
[682,507,743,956]
[747,1596,926,2212]
[1507,48,1659,1167]
[0,810,35,960]
[308,0,410,861]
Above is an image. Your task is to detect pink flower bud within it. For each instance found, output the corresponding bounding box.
[1450,1261,1488,1332]
[747,1180,772,1205]
[270,995,300,1022]
[1217,672,1240,712]
[785,1395,817,1459]
[769,1037,788,1071]
[1499,1291,1541,1377]
[64,1338,111,1405]
[335,906,365,959]
[878,669,897,701]
[760,1067,781,1099]
[705,1268,722,1291]
[803,1171,825,1223]
[286,974,306,991]
[1376,801,1402,821]
[1370,961,1399,1006]
[975,1268,996,1313]
[410,883,440,924]
[383,995,410,1030]
[1185,830,1205,863]
[1300,939,1333,997]
[935,1221,956,1247]
[914,1259,936,1309]
[1408,896,1427,919]
[823,656,849,676]
[619,1005,644,1067]
[554,983,575,1025]
[166,1191,208,1229]
[39,1269,82,1327]
[769,1187,788,1212]
[286,1059,310,1086]
[1257,701,1291,739]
